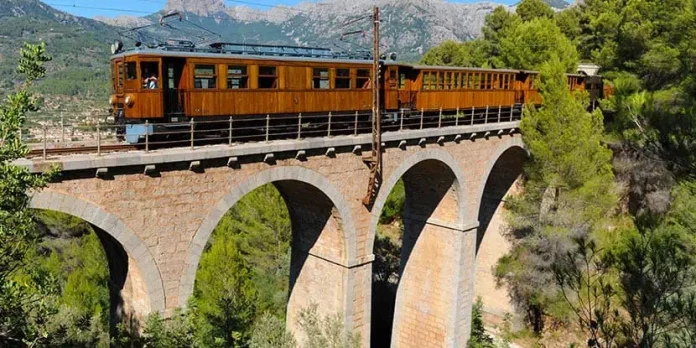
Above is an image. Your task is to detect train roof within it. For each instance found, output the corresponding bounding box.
[111,47,375,66]
[392,63,522,74]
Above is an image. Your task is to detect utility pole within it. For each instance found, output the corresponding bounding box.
[362,6,381,206]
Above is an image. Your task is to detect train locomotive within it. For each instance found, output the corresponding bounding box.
[107,39,611,144]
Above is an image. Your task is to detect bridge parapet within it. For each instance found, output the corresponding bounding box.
[16,121,520,174]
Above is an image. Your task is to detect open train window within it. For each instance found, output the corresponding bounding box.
[141,62,159,89]
[258,66,277,89]
[423,72,432,90]
[313,68,330,89]
[399,73,407,89]
[227,66,248,89]
[335,69,351,89]
[357,69,370,89]
[125,62,137,80]
[443,72,450,90]
[194,65,217,89]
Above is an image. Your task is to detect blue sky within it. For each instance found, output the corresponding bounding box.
[43,0,518,18]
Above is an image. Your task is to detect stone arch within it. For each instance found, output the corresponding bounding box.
[179,166,358,334]
[367,149,468,254]
[368,149,473,348]
[29,190,166,322]
[474,136,527,323]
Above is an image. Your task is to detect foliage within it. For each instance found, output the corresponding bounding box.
[0,41,55,346]
[496,57,615,333]
[249,312,297,348]
[141,310,195,348]
[212,184,292,319]
[193,230,258,347]
[499,18,578,72]
[468,297,495,348]
[379,179,405,224]
[296,304,360,348]
[516,0,555,22]
[420,40,491,68]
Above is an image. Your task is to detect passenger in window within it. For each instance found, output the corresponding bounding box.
[144,72,158,89]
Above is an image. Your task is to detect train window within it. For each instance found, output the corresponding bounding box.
[454,73,461,89]
[141,62,159,89]
[399,73,407,89]
[313,68,330,89]
[436,72,444,89]
[125,62,137,80]
[335,68,351,89]
[443,72,451,90]
[227,66,248,89]
[258,66,277,89]
[194,65,217,89]
[422,72,430,90]
[357,69,370,89]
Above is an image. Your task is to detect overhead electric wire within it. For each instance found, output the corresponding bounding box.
[45,2,155,14]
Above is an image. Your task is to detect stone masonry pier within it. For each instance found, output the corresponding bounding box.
[18,121,526,347]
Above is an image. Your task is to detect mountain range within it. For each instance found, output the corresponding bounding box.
[0,0,568,110]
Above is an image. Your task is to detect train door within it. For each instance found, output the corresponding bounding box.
[163,58,186,121]
[137,59,164,119]
[397,67,418,110]
[383,65,399,111]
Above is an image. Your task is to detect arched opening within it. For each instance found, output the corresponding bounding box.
[369,152,468,347]
[28,208,154,341]
[474,145,527,324]
[29,191,165,334]
[183,167,355,346]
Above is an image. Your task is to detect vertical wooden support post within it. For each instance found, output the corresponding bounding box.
[190,118,195,150]
[145,120,150,152]
[228,116,233,145]
[298,113,302,139]
[455,107,460,126]
[327,112,332,137]
[400,109,404,131]
[438,107,442,128]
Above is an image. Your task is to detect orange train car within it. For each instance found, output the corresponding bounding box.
[107,40,610,143]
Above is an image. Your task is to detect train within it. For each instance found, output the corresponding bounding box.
[107,39,612,144]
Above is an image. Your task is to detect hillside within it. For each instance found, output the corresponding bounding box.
[0,0,122,117]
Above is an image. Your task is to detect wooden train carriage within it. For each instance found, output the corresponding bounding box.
[385,64,527,111]
[110,49,374,121]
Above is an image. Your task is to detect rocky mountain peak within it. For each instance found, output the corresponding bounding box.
[165,0,227,17]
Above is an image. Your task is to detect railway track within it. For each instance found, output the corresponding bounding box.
[29,144,138,158]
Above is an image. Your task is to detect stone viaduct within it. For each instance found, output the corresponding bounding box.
[18,120,526,347]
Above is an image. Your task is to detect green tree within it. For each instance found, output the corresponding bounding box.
[496,57,615,333]
[296,304,360,348]
[499,18,579,72]
[193,231,258,347]
[516,0,555,22]
[468,297,495,348]
[0,41,54,346]
[481,6,522,68]
[249,312,296,348]
[420,40,491,68]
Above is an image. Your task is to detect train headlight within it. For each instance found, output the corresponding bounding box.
[125,95,134,107]
[110,40,123,55]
